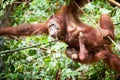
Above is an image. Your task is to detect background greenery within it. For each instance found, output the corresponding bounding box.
[0,0,120,80]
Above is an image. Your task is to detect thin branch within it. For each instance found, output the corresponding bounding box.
[0,40,56,54]
[114,22,120,25]
[12,2,28,4]
[107,36,120,51]
[73,1,99,28]
[108,0,120,7]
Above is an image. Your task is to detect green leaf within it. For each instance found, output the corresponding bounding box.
[28,49,37,56]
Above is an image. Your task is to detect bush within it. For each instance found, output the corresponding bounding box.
[0,0,120,79]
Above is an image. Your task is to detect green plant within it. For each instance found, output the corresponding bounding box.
[0,0,120,80]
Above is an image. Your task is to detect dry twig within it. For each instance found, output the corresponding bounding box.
[108,0,120,7]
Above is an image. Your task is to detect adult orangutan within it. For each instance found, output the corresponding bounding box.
[0,0,120,72]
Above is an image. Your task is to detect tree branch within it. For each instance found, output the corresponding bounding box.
[0,40,56,54]
[108,0,120,7]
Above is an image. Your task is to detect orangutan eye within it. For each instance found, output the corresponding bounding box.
[49,23,59,31]
[49,24,55,28]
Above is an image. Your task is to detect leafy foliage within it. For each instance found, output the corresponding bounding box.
[0,0,120,80]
